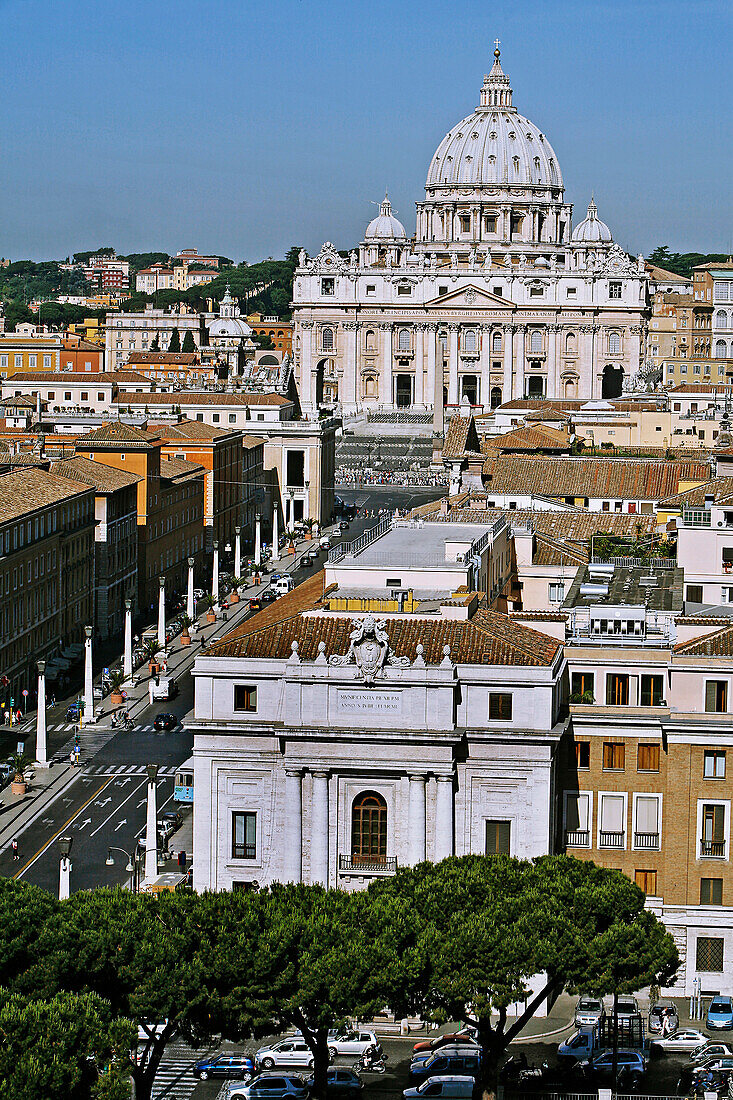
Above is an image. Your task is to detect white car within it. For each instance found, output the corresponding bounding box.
[651,1027,710,1053]
[689,1040,733,1063]
[255,1039,314,1070]
[328,1031,381,1058]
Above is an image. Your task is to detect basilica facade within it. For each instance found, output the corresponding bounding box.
[292,48,650,418]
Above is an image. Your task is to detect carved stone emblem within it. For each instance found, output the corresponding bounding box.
[329,615,410,685]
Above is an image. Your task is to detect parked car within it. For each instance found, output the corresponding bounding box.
[249,596,263,610]
[650,1027,710,1053]
[408,1049,482,1086]
[689,1041,733,1065]
[403,1076,476,1100]
[160,809,182,832]
[613,997,640,1020]
[193,1053,254,1080]
[707,997,733,1030]
[0,762,14,784]
[273,575,295,596]
[66,703,81,722]
[558,1029,597,1062]
[412,1032,478,1055]
[228,1075,309,1100]
[193,588,205,600]
[648,999,679,1034]
[328,1031,381,1058]
[412,1045,477,1069]
[304,1068,362,1096]
[585,1049,646,1089]
[255,1038,315,1069]
[574,997,605,1028]
[153,713,177,732]
[261,589,278,603]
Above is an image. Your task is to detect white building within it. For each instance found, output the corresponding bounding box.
[293,47,649,417]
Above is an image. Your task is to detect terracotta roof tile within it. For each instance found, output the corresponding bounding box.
[113,391,291,407]
[160,456,205,481]
[411,501,658,543]
[50,455,141,492]
[75,422,162,449]
[0,467,92,522]
[443,415,481,459]
[127,353,199,365]
[482,424,572,455]
[481,455,709,499]
[674,624,733,656]
[658,477,733,508]
[148,418,232,441]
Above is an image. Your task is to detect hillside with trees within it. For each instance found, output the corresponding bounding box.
[648,246,729,278]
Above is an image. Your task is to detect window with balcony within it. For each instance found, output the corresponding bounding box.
[705,681,728,713]
[635,869,657,894]
[701,804,726,857]
[571,671,595,703]
[232,811,256,859]
[701,877,723,905]
[321,278,335,296]
[697,937,724,972]
[463,329,477,353]
[398,328,411,351]
[606,673,630,706]
[485,820,511,855]
[634,795,660,850]
[488,692,512,720]
[609,282,622,299]
[322,327,334,351]
[641,675,664,707]
[603,741,625,770]
[350,791,388,868]
[637,743,660,772]
[704,750,726,779]
[564,791,590,847]
[599,793,626,848]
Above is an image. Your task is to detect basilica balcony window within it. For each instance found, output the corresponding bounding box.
[459,215,471,234]
[484,216,498,234]
[341,791,396,874]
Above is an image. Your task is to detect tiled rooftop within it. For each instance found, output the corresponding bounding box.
[481,455,709,499]
[0,467,91,522]
[50,455,141,492]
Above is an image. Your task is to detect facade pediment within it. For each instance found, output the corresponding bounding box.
[424,284,514,310]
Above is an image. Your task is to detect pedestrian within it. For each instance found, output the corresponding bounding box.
[50,694,56,708]
[16,708,21,724]
[2,709,7,726]
[11,838,19,861]
[69,750,76,767]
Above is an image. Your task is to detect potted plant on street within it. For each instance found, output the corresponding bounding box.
[303,518,314,541]
[109,669,126,707]
[142,640,161,676]
[229,579,241,605]
[204,594,217,623]
[10,752,29,796]
[180,615,193,646]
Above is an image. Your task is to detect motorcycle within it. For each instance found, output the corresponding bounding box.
[352,1046,387,1074]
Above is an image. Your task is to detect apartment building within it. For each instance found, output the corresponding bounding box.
[135,264,174,294]
[0,468,95,700]
[125,351,219,387]
[105,306,215,371]
[246,313,294,355]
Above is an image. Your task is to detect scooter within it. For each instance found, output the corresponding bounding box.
[352,1046,387,1074]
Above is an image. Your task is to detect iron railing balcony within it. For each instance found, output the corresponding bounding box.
[338,855,397,873]
[599,830,625,848]
[565,830,590,847]
[700,839,726,857]
[634,832,660,850]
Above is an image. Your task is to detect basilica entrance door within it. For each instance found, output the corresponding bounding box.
[395,374,413,407]
[602,363,624,398]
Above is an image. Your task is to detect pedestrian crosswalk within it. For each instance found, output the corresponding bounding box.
[83,763,176,778]
[152,1040,204,1099]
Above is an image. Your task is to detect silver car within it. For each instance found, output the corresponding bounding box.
[255,1039,314,1070]
[574,997,605,1027]
[229,1075,309,1100]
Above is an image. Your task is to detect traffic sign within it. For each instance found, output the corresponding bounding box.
[103,667,109,677]
[16,741,24,754]
[21,689,28,698]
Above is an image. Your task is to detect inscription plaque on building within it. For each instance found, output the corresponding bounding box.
[338,689,403,716]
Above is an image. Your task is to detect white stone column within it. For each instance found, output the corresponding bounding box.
[448,325,459,407]
[186,558,195,621]
[300,320,314,409]
[212,543,219,604]
[35,659,48,768]
[83,625,94,724]
[414,325,425,407]
[311,770,329,885]
[381,324,393,408]
[285,769,303,882]
[157,576,166,649]
[144,765,158,883]
[547,324,558,400]
[502,324,514,403]
[480,324,491,410]
[515,325,526,398]
[272,501,280,561]
[254,515,261,567]
[408,774,427,864]
[435,775,454,861]
[59,849,72,900]
[234,526,242,579]
[123,599,133,681]
[426,323,436,415]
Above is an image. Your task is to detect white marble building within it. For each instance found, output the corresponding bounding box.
[190,598,565,891]
[292,47,649,417]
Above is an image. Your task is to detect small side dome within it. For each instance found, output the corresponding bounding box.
[365,192,407,240]
[572,198,613,243]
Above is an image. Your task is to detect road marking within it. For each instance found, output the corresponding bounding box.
[76,817,92,831]
[114,818,127,832]
[116,777,131,786]
[13,778,113,880]
[95,798,112,807]
[41,817,54,826]
[90,778,147,837]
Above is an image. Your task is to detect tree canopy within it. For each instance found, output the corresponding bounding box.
[648,245,729,278]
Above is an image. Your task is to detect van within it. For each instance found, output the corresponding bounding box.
[274,575,295,595]
[408,1051,481,1085]
[149,677,177,702]
[403,1076,476,1100]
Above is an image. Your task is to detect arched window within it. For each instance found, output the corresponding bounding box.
[608,331,621,355]
[530,330,542,354]
[549,158,557,184]
[565,332,577,355]
[716,340,727,358]
[490,386,502,409]
[322,327,334,351]
[492,331,502,352]
[715,311,728,329]
[534,156,541,178]
[398,328,410,351]
[463,329,476,352]
[366,329,376,351]
[512,156,520,177]
[351,791,387,865]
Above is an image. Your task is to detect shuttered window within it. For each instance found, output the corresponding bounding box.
[603,742,625,770]
[485,820,511,855]
[700,878,723,905]
[637,743,660,771]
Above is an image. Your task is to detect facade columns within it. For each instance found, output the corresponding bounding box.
[272,500,280,561]
[547,324,558,399]
[408,774,427,864]
[234,526,241,580]
[212,542,219,604]
[435,775,454,860]
[186,558,195,621]
[311,770,330,885]
[428,324,443,435]
[448,324,459,407]
[299,320,314,408]
[503,324,514,401]
[35,659,48,767]
[380,324,393,407]
[285,769,303,882]
[414,325,425,407]
[580,325,595,397]
[515,325,526,398]
[123,598,133,681]
[254,514,261,568]
[157,576,166,649]
[479,324,491,409]
[83,625,94,723]
[342,322,359,410]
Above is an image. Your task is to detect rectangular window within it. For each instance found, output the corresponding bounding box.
[548,582,565,602]
[43,355,51,368]
[603,741,625,770]
[564,792,590,846]
[365,284,375,295]
[599,793,625,846]
[575,741,590,769]
[704,750,726,779]
[635,796,660,849]
[233,685,257,712]
[571,671,594,701]
[488,692,512,720]
[702,803,725,856]
[438,285,448,296]
[686,584,703,603]
[701,878,723,905]
[460,215,471,232]
[566,287,577,297]
[484,216,497,233]
[637,743,660,771]
[706,681,728,713]
[697,937,724,972]
[641,675,664,707]
[609,281,622,299]
[321,277,335,296]
[606,673,630,706]
[485,820,511,855]
[229,413,236,423]
[635,869,657,894]
[232,812,256,859]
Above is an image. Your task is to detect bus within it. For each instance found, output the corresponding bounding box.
[174,757,193,803]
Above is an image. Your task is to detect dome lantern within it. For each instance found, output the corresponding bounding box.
[479,40,513,110]
[364,192,407,241]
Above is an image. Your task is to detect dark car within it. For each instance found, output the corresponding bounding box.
[305,1068,363,1096]
[587,1050,645,1089]
[249,596,263,610]
[161,810,182,831]
[408,1050,481,1085]
[66,703,81,722]
[192,1053,254,1080]
[261,589,278,603]
[153,713,177,732]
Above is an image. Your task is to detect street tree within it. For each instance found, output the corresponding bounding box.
[0,879,59,990]
[167,328,181,352]
[369,855,678,1090]
[0,988,135,1100]
[181,329,196,352]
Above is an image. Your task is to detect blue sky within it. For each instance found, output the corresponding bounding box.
[0,0,730,262]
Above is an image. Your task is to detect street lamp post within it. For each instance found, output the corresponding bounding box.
[288,489,295,533]
[83,626,94,724]
[254,515,261,568]
[272,501,280,561]
[212,542,219,604]
[35,659,49,768]
[234,526,242,579]
[58,835,73,900]
[186,557,195,621]
[157,577,166,651]
[106,845,137,892]
[144,764,159,883]
[123,599,133,683]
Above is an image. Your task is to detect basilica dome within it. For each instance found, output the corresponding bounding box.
[365,194,407,240]
[571,198,613,243]
[425,49,563,191]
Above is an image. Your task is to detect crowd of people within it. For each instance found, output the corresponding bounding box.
[335,467,447,487]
